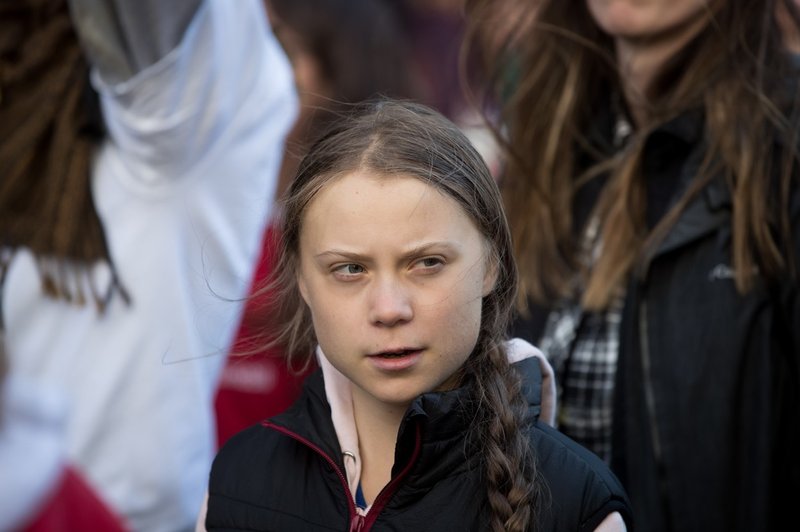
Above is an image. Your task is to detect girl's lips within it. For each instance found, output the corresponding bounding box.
[367,349,423,371]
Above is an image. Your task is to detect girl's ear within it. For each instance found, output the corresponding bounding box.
[482,254,500,297]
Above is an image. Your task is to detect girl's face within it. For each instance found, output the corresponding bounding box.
[297,171,496,410]
[586,0,710,42]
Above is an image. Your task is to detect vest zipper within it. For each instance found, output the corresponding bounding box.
[350,514,366,532]
[263,420,423,532]
[360,422,422,530]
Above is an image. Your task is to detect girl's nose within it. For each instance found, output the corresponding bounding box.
[368,277,413,326]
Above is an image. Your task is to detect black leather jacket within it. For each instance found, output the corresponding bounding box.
[206,357,632,531]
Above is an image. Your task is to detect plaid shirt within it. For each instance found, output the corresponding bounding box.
[539,291,623,463]
[538,215,624,463]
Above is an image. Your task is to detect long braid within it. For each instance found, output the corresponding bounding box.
[468,336,544,532]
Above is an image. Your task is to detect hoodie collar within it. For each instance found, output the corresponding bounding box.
[317,339,556,510]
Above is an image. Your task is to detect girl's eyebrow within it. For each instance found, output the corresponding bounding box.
[398,241,461,260]
[314,241,461,262]
[314,249,370,262]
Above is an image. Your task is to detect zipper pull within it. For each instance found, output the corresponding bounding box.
[350,514,366,532]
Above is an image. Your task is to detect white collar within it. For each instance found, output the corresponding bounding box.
[316,338,556,514]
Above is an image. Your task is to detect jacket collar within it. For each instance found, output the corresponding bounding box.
[634,108,732,268]
[316,344,552,500]
[644,178,729,266]
[270,343,554,511]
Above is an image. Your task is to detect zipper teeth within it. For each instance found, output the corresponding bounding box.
[261,421,357,520]
[362,422,422,530]
[262,420,422,532]
[639,300,672,521]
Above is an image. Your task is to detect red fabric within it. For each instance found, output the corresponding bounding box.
[214,222,313,448]
[22,466,127,532]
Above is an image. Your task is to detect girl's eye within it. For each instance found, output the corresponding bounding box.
[413,257,445,272]
[332,263,365,279]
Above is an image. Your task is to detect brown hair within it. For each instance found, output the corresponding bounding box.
[467,0,800,309]
[0,0,126,311]
[266,99,543,531]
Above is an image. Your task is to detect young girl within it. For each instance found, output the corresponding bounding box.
[199,100,632,531]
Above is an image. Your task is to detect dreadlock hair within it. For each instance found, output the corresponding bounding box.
[0,0,127,312]
[466,0,800,310]
[263,99,544,531]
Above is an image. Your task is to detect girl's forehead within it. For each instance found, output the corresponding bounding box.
[306,170,445,212]
[311,170,459,209]
[298,170,484,252]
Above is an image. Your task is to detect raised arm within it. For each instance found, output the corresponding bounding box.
[64,0,297,183]
[67,0,201,83]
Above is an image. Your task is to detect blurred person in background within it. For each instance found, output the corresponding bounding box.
[394,0,469,122]
[267,0,420,199]
[395,0,504,176]
[467,0,800,530]
[0,0,295,530]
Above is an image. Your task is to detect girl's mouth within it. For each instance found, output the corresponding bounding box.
[375,349,416,358]
[367,349,424,371]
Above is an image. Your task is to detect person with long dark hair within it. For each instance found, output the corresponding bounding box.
[467,1,800,530]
